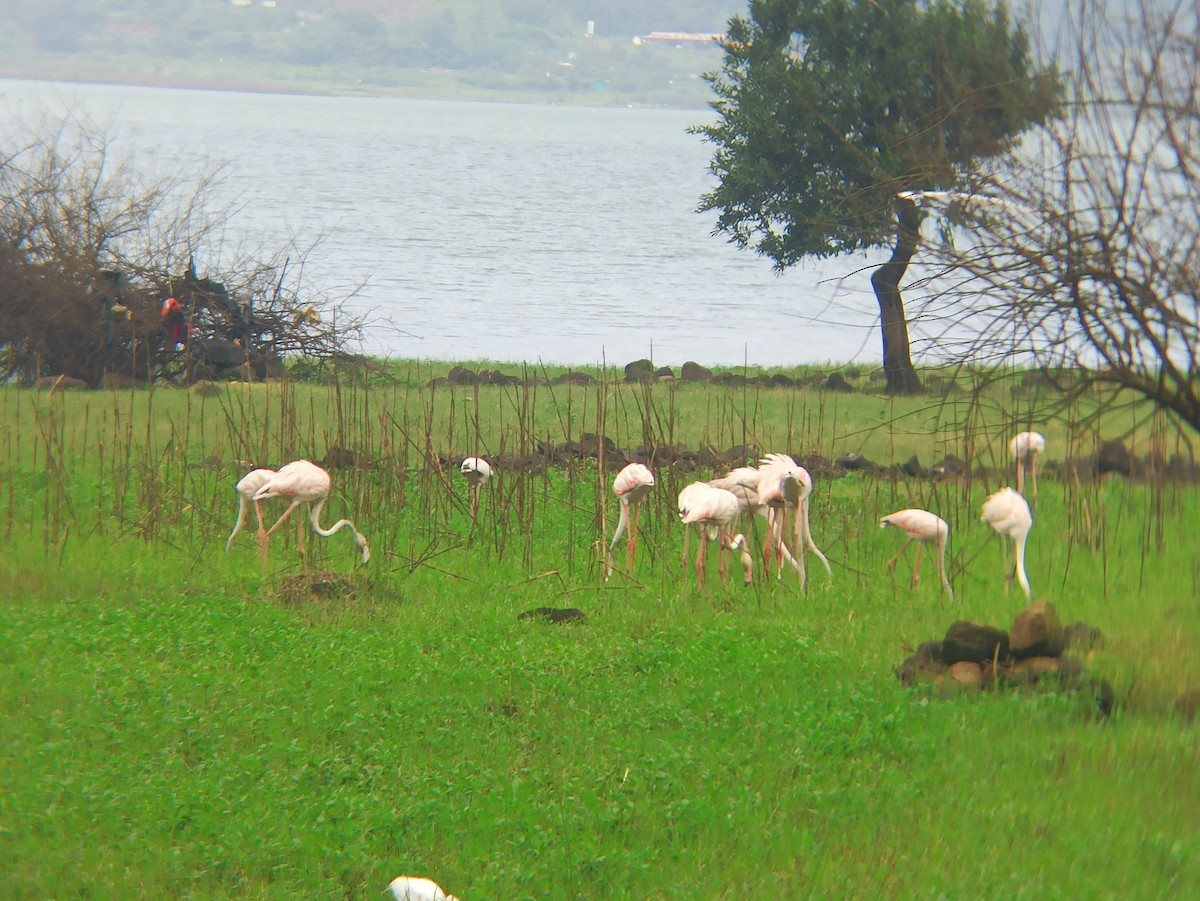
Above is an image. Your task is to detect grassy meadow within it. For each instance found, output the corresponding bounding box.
[2,361,1198,899]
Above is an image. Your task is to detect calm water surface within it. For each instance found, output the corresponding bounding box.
[0,78,899,368]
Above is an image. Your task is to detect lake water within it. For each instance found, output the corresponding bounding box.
[0,78,900,369]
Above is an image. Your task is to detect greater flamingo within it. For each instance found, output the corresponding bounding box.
[755,453,831,588]
[460,456,493,521]
[253,460,370,566]
[879,508,955,602]
[678,482,753,589]
[385,875,459,901]
[606,462,654,579]
[224,467,276,554]
[1010,431,1046,497]
[708,465,804,574]
[980,487,1033,599]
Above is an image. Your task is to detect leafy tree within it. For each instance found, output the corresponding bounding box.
[694,0,1058,392]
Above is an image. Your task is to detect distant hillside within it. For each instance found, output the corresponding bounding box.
[0,0,747,106]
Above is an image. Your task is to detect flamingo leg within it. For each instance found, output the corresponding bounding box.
[296,510,307,570]
[696,530,707,591]
[911,542,924,588]
[627,504,639,572]
[886,538,912,572]
[682,525,691,591]
[799,499,832,578]
[937,537,955,602]
[1030,457,1039,499]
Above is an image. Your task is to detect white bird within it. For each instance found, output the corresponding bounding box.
[225,467,276,554]
[708,465,804,573]
[385,875,459,901]
[460,456,492,522]
[678,482,753,589]
[606,462,654,579]
[755,453,832,588]
[252,460,370,566]
[1010,431,1046,498]
[879,508,954,602]
[980,487,1033,599]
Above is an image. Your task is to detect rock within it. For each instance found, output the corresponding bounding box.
[680,361,713,382]
[579,433,617,458]
[1063,620,1104,651]
[894,653,946,686]
[835,452,879,472]
[942,621,1010,664]
[624,359,655,382]
[654,366,675,380]
[823,372,854,392]
[948,661,983,688]
[447,365,480,385]
[195,339,245,368]
[487,370,522,386]
[517,607,587,624]
[555,370,594,385]
[321,446,357,469]
[36,375,89,390]
[1096,439,1131,476]
[931,455,969,479]
[724,444,757,466]
[915,640,944,666]
[1010,600,1067,659]
[1012,656,1060,683]
[253,353,289,380]
[766,373,795,387]
[900,454,923,477]
[798,453,833,477]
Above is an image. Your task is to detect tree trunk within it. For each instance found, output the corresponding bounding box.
[871,195,924,394]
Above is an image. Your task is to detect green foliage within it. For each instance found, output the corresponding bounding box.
[695,0,1061,265]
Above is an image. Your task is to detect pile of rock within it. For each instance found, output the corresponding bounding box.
[895,601,1112,715]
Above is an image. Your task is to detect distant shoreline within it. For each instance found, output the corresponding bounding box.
[0,61,713,110]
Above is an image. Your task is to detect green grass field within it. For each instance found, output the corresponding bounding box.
[2,365,1198,898]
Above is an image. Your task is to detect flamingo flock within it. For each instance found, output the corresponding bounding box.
[225,432,1043,600]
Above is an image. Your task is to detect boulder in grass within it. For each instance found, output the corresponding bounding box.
[36,375,89,390]
[1010,600,1067,660]
[624,359,655,382]
[1063,621,1104,651]
[942,621,1009,664]
[680,361,713,382]
[823,372,854,392]
[1096,439,1131,476]
[900,454,923,477]
[947,661,983,688]
[447,365,480,385]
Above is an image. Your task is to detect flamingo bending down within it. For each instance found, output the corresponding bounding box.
[980,487,1033,599]
[606,462,654,579]
[460,456,493,521]
[879,508,955,602]
[253,460,370,566]
[678,482,753,589]
[1010,431,1046,498]
[709,465,804,573]
[225,467,276,554]
[385,875,459,901]
[756,453,832,588]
